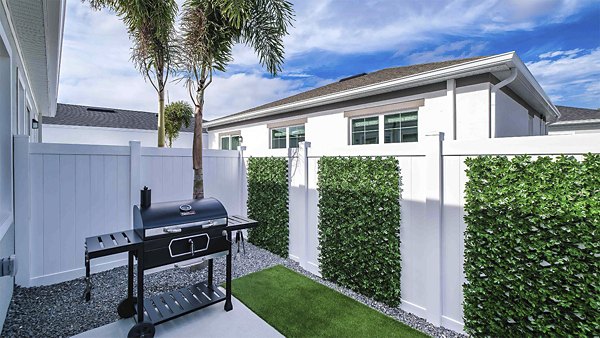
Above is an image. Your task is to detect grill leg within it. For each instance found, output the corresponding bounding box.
[84,250,91,302]
[128,251,134,299]
[136,249,144,324]
[207,259,213,288]
[224,231,233,312]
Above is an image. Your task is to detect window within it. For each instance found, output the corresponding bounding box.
[220,134,242,150]
[384,111,418,143]
[270,128,287,149]
[269,125,306,149]
[289,125,305,148]
[351,116,379,145]
[220,136,229,150]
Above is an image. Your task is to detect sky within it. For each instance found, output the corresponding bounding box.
[58,0,600,120]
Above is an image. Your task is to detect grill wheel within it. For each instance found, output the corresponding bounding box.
[128,322,155,338]
[117,297,137,318]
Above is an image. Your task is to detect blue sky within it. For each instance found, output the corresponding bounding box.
[58,0,600,119]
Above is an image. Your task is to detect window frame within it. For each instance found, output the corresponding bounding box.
[269,124,306,149]
[348,109,419,145]
[350,115,380,145]
[219,133,242,150]
[384,111,418,144]
[288,124,306,148]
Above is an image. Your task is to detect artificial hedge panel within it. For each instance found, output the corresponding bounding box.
[247,157,289,257]
[317,157,402,307]
[463,154,600,337]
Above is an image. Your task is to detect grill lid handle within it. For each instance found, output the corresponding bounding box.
[163,227,182,233]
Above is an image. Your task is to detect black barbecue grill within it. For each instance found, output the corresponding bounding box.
[83,194,257,338]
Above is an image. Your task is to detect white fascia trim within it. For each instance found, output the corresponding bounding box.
[1,0,41,116]
[206,52,518,128]
[43,124,197,134]
[551,119,600,126]
[511,55,561,118]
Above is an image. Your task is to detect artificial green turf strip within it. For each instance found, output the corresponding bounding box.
[231,265,429,338]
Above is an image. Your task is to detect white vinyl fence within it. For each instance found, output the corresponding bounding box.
[13,137,242,287]
[240,132,600,333]
[12,133,600,334]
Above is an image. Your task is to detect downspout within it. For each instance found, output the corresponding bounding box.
[489,67,518,138]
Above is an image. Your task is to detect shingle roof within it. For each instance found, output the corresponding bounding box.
[46,103,203,132]
[550,106,600,124]
[209,56,487,123]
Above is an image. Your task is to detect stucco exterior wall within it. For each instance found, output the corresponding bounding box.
[455,83,490,140]
[495,89,530,137]
[208,88,451,154]
[1,3,48,330]
[43,124,207,148]
[207,79,551,153]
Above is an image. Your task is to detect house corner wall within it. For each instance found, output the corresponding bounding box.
[494,90,530,137]
[455,82,490,140]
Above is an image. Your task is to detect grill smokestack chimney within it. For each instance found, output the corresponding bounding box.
[141,186,151,209]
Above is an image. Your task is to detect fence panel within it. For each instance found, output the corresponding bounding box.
[17,142,243,287]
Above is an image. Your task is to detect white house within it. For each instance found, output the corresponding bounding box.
[44,103,208,148]
[205,52,559,154]
[547,105,600,135]
[0,0,65,330]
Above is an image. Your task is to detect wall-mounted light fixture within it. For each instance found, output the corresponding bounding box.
[238,135,244,143]
[31,118,39,130]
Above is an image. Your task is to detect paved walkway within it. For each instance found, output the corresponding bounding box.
[74,292,282,338]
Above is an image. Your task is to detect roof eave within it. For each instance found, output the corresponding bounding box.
[509,54,561,119]
[207,51,560,128]
[208,53,532,128]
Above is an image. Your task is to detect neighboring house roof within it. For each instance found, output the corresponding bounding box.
[206,51,559,129]
[240,56,486,116]
[549,105,600,125]
[45,103,204,133]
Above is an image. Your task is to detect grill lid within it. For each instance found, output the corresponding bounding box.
[134,198,227,230]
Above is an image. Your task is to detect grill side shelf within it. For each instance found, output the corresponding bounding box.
[85,230,143,259]
[226,215,258,232]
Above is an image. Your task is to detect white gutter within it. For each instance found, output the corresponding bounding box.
[489,67,518,138]
[206,52,516,127]
[550,119,600,126]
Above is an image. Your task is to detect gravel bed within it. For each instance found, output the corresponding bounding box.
[2,243,464,338]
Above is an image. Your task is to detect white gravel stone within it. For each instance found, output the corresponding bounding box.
[2,243,464,338]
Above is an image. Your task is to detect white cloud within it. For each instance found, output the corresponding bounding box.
[58,0,597,119]
[283,0,593,56]
[406,41,488,64]
[58,2,307,120]
[527,48,600,106]
[539,49,584,59]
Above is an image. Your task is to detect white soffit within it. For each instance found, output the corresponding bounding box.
[6,0,49,116]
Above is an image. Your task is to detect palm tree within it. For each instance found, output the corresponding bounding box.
[87,0,178,147]
[178,0,294,199]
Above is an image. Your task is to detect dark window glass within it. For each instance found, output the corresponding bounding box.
[231,135,241,150]
[271,128,286,149]
[221,137,230,150]
[351,117,379,145]
[289,125,305,148]
[384,112,418,143]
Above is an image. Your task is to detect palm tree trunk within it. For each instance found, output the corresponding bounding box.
[157,90,166,147]
[192,88,205,199]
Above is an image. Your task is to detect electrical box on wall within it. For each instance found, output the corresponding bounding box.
[0,255,16,278]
